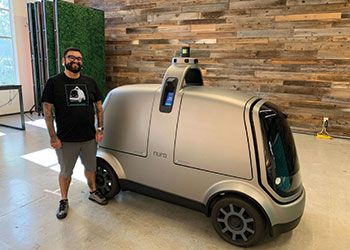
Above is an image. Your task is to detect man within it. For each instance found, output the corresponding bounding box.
[42,47,107,220]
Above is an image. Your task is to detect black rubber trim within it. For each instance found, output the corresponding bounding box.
[119,179,206,214]
[270,214,303,236]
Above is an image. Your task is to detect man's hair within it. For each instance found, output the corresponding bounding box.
[63,47,82,58]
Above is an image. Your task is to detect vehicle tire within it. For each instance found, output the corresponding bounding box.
[211,196,266,247]
[96,158,120,199]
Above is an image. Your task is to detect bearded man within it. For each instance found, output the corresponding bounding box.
[41,47,107,220]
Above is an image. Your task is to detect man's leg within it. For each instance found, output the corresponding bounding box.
[59,175,72,200]
[80,140,108,205]
[55,142,80,219]
[84,170,96,192]
[56,174,71,220]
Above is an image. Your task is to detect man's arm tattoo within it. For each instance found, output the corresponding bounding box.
[95,101,103,128]
[43,102,57,140]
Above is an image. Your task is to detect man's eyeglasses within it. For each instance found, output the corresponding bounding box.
[66,55,83,61]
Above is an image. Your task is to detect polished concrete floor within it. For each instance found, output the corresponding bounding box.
[0,113,349,250]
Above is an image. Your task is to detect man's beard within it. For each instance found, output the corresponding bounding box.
[65,62,82,73]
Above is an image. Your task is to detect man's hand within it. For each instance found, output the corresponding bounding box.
[50,137,62,149]
[95,131,103,143]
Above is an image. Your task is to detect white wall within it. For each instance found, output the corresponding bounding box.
[0,0,74,116]
[0,0,34,115]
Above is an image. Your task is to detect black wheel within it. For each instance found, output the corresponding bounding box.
[211,196,266,247]
[96,159,120,199]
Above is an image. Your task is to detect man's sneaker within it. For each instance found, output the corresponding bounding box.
[89,190,108,205]
[56,199,68,220]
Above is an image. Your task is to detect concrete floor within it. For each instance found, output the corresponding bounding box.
[0,113,349,250]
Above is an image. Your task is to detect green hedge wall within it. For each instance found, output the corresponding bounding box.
[45,0,106,97]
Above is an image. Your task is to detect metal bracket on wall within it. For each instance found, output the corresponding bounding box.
[53,0,61,74]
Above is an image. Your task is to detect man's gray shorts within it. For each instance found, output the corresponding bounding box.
[55,139,97,178]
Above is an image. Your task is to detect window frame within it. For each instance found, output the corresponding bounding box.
[0,0,19,85]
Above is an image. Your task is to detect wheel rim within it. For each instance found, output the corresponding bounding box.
[216,203,255,242]
[96,165,112,195]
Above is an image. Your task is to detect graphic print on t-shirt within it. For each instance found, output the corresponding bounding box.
[65,84,89,106]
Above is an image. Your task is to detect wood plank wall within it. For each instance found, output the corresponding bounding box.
[75,0,350,137]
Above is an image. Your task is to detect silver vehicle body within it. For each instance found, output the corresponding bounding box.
[98,56,305,237]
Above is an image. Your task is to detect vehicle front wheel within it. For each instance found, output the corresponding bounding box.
[96,158,120,199]
[211,196,266,247]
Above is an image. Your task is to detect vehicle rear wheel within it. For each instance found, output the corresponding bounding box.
[211,196,266,247]
[96,158,120,199]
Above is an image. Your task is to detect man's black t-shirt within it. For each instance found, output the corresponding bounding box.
[41,72,102,142]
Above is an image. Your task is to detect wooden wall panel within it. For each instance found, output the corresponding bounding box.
[75,0,350,136]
